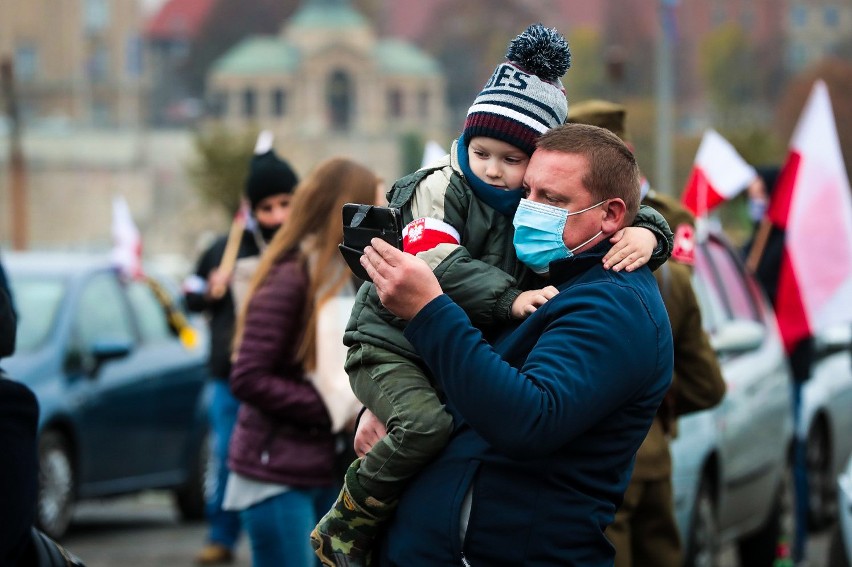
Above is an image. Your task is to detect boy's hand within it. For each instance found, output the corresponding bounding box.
[354,409,387,457]
[603,227,658,272]
[510,286,559,319]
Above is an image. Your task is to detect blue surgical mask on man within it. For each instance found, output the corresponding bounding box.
[512,198,605,274]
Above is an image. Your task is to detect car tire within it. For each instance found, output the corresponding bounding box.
[37,430,75,540]
[807,421,837,529]
[683,473,720,567]
[737,462,795,567]
[173,429,210,522]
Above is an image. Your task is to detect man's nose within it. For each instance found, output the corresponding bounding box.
[272,206,289,224]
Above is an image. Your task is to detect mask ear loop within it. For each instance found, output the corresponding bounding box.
[566,200,607,254]
[569,230,603,254]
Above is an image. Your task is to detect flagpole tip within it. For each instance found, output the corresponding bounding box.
[254,130,274,154]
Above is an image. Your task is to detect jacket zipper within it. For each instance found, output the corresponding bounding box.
[461,552,471,566]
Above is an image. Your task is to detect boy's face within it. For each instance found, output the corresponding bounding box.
[467,136,529,190]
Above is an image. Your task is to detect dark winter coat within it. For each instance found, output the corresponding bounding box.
[185,231,261,380]
[379,242,674,566]
[227,252,336,487]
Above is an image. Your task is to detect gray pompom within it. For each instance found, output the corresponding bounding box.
[505,23,571,82]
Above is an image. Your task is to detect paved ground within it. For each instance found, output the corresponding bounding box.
[63,491,831,566]
[64,492,251,567]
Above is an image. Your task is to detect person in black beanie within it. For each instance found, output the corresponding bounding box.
[184,131,299,566]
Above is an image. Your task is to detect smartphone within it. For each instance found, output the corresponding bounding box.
[339,204,404,281]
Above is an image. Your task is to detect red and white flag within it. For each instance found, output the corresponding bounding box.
[681,129,757,216]
[766,80,852,353]
[111,195,144,279]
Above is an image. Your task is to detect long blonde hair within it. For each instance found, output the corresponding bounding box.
[233,157,380,371]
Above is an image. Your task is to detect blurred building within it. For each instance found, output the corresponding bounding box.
[0,0,146,129]
[145,0,215,126]
[786,0,852,72]
[205,0,448,184]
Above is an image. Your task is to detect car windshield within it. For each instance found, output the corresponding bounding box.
[8,274,66,352]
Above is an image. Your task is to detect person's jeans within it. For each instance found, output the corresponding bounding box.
[240,486,338,567]
[205,379,242,549]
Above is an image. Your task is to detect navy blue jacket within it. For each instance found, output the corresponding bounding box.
[380,243,674,566]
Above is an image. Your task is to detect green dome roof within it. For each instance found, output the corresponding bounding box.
[212,37,299,75]
[289,0,369,30]
[374,40,441,76]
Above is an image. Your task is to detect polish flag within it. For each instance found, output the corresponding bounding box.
[766,80,852,353]
[403,217,460,255]
[681,129,757,216]
[111,195,144,280]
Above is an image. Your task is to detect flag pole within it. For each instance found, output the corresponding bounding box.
[209,204,247,300]
[209,130,273,300]
[745,218,773,273]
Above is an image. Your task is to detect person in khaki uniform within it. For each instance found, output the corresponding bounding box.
[568,100,727,567]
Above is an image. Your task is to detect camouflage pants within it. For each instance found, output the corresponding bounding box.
[345,343,453,501]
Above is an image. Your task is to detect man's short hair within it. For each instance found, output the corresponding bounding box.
[537,123,640,222]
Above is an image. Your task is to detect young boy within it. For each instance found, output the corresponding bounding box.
[312,24,673,566]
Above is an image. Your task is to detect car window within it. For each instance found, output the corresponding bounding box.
[74,272,134,346]
[691,263,725,333]
[704,239,760,322]
[126,280,173,343]
[7,275,66,352]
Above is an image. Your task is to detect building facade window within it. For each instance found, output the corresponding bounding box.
[824,6,839,27]
[327,70,353,131]
[418,90,430,119]
[272,89,287,117]
[243,88,256,118]
[791,5,808,27]
[125,36,143,78]
[84,0,110,33]
[87,45,110,83]
[14,44,38,81]
[209,91,228,118]
[388,88,403,118]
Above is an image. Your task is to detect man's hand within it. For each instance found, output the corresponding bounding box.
[603,227,658,272]
[361,238,443,320]
[354,409,387,458]
[510,286,559,319]
[206,268,232,300]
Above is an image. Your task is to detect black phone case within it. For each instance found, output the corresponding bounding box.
[339,204,404,282]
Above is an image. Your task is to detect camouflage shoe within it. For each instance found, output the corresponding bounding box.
[311,459,395,567]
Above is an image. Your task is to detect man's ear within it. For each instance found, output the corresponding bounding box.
[600,198,627,235]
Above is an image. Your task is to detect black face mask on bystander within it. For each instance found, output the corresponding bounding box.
[258,223,282,243]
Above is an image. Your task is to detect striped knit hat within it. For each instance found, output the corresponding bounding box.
[463,24,571,157]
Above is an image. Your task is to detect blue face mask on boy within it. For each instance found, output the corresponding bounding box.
[512,198,605,274]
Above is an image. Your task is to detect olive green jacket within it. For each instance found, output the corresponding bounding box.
[344,139,674,360]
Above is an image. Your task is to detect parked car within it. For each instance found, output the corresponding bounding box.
[828,452,852,566]
[801,324,852,529]
[672,232,795,567]
[2,252,211,539]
